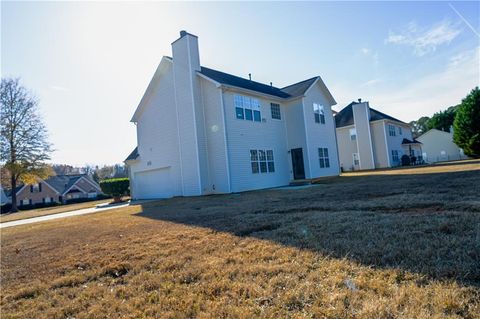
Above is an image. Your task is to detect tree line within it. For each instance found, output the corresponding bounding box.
[408,87,479,157]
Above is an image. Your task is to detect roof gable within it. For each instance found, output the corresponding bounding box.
[125,147,139,162]
[335,102,406,128]
[131,56,173,122]
[281,77,318,97]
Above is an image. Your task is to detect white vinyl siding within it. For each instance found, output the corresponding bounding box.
[303,84,340,178]
[223,90,290,192]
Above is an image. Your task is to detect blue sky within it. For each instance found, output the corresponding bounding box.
[2,1,479,166]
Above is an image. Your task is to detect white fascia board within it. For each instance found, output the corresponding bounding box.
[131,56,173,123]
[196,72,222,87]
[304,76,337,106]
[221,85,287,102]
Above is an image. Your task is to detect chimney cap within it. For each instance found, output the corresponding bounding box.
[358,98,362,103]
[180,30,187,37]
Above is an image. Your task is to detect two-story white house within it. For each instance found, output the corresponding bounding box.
[335,100,422,171]
[125,31,340,199]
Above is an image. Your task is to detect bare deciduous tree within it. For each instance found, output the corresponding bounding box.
[0,78,53,212]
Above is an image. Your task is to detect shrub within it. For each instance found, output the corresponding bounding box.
[100,178,129,202]
[453,87,480,157]
[401,155,410,166]
[1,203,12,214]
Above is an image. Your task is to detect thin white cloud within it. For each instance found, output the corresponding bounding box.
[386,20,462,56]
[361,79,381,87]
[361,48,370,55]
[332,47,479,121]
[50,85,70,92]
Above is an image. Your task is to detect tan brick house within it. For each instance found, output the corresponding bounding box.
[10,175,102,206]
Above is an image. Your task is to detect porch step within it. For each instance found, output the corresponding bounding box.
[289,179,312,186]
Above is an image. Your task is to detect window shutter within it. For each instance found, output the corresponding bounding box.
[30,185,33,193]
[39,183,42,192]
[29,199,32,205]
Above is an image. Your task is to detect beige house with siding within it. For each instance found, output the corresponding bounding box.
[416,128,468,163]
[9,175,102,207]
[335,100,422,171]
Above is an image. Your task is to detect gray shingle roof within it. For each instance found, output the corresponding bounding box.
[401,138,422,145]
[281,77,318,97]
[335,102,406,128]
[199,67,291,98]
[125,147,139,161]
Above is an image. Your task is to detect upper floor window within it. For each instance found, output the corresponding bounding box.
[349,128,357,141]
[398,126,403,135]
[270,103,281,120]
[388,125,396,136]
[313,103,325,124]
[250,149,275,174]
[30,183,42,193]
[318,148,330,168]
[235,95,261,122]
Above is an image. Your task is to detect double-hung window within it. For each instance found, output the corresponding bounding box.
[313,103,325,124]
[235,94,261,122]
[392,150,399,162]
[318,148,330,168]
[270,103,281,120]
[250,149,275,174]
[398,127,402,135]
[388,125,396,136]
[353,153,360,166]
[349,128,357,141]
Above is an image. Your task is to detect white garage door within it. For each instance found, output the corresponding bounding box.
[134,167,173,199]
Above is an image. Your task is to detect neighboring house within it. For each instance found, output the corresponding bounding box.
[8,175,102,206]
[1,186,10,206]
[416,128,468,163]
[335,100,422,171]
[125,31,340,200]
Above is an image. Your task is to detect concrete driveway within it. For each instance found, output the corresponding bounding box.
[0,202,130,229]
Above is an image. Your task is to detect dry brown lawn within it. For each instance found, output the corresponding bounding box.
[0,199,112,223]
[1,160,479,318]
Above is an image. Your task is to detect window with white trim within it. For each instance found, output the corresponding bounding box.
[270,103,281,120]
[235,94,261,122]
[353,153,359,166]
[250,149,275,174]
[392,150,399,162]
[318,148,330,168]
[349,128,357,141]
[313,103,325,124]
[398,126,402,135]
[388,125,396,136]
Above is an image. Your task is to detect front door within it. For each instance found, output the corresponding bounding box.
[291,148,305,180]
